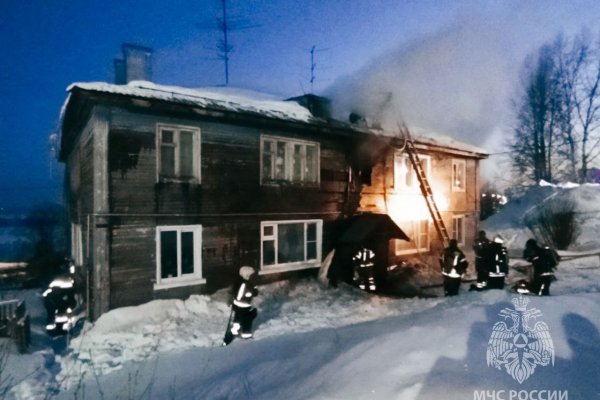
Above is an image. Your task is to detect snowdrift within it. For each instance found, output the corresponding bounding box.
[483,182,600,252]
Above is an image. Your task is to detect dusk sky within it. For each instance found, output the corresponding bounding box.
[2,1,600,211]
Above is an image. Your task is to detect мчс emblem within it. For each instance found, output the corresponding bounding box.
[486,295,554,383]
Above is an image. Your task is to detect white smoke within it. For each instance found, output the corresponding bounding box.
[326,1,599,154]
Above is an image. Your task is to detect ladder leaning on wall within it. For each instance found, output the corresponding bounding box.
[398,124,451,249]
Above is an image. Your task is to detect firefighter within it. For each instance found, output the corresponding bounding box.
[440,239,468,296]
[486,235,509,289]
[522,239,558,296]
[352,246,377,292]
[223,266,258,345]
[472,230,491,290]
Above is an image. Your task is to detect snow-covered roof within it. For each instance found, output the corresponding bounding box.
[370,125,488,156]
[64,81,488,156]
[67,81,315,123]
[409,126,487,156]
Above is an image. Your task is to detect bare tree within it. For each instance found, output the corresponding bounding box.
[568,33,600,182]
[511,32,600,184]
[554,35,581,180]
[511,43,563,182]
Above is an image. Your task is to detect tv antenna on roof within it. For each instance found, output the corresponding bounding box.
[307,45,330,93]
[215,0,259,86]
[310,46,316,93]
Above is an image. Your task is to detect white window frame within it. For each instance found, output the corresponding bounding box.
[395,219,430,255]
[259,219,323,274]
[71,223,83,266]
[260,135,320,185]
[394,153,431,193]
[452,215,465,246]
[156,124,201,183]
[155,225,205,290]
[452,159,466,192]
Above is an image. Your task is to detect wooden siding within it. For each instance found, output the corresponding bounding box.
[92,107,111,318]
[109,222,155,307]
[102,107,361,309]
[65,112,104,318]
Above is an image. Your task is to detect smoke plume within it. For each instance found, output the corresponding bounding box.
[326,1,599,158]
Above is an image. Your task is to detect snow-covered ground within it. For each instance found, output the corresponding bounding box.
[483,182,600,253]
[2,183,599,399]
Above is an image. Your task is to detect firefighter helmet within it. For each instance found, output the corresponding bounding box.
[239,266,255,280]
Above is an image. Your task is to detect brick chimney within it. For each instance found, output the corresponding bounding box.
[114,43,153,84]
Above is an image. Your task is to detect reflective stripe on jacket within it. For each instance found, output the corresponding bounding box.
[233,282,254,308]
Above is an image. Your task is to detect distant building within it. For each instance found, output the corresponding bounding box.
[586,167,600,184]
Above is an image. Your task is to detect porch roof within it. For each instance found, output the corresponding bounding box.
[337,213,410,244]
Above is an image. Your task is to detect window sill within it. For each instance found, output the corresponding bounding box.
[395,249,429,256]
[259,262,320,275]
[158,178,200,185]
[153,277,206,291]
[260,180,320,188]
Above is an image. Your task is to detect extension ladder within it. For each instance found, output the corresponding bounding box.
[399,124,451,248]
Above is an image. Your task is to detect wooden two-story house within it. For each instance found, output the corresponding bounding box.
[59,80,487,319]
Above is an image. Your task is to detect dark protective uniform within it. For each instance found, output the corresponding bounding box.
[352,247,377,292]
[473,231,491,289]
[522,239,558,296]
[486,239,509,289]
[440,240,468,296]
[223,267,258,345]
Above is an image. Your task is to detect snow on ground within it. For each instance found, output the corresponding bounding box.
[47,258,600,400]
[2,182,600,399]
[0,289,57,400]
[53,280,444,389]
